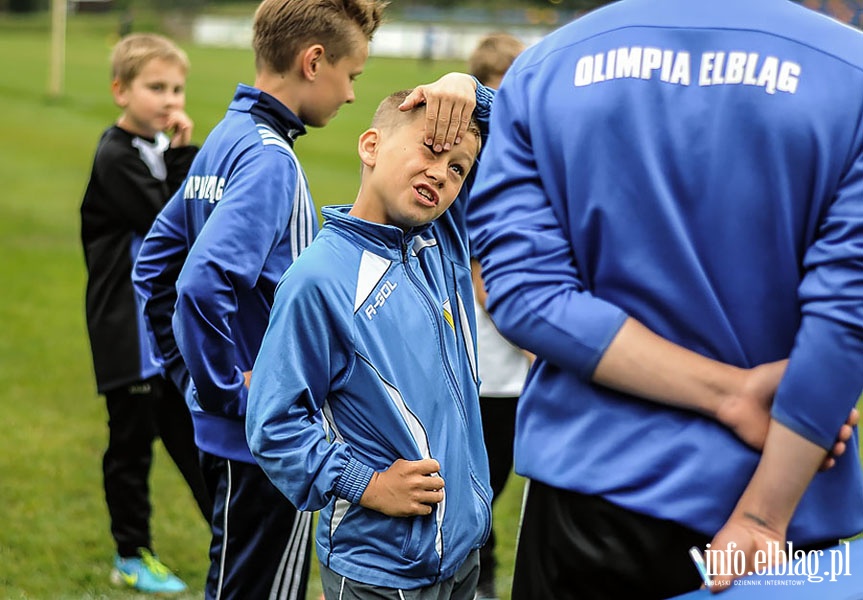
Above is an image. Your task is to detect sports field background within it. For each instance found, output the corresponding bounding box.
[2,7,862,600]
[0,9,526,599]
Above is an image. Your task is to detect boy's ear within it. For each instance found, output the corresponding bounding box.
[300,44,326,81]
[110,78,128,107]
[357,128,381,168]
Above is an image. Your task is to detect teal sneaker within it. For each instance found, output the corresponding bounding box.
[110,548,187,594]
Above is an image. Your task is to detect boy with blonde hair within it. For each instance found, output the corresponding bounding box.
[81,32,210,594]
[468,32,525,90]
[247,76,494,599]
[133,1,483,598]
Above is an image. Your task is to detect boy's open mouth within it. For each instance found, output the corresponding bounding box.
[415,184,439,207]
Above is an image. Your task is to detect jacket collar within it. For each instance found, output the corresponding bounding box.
[229,83,307,144]
[321,205,433,260]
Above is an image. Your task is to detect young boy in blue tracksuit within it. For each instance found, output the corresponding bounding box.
[247,78,494,599]
[468,0,863,597]
[132,2,388,597]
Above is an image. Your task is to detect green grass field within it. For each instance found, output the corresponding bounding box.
[0,10,526,600]
[4,8,862,600]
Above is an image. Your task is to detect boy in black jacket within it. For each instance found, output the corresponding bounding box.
[80,32,210,594]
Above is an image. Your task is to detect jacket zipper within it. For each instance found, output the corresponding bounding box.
[401,238,492,561]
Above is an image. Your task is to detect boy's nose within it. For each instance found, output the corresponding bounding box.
[426,162,446,186]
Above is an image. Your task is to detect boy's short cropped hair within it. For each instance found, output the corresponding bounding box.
[372,89,482,151]
[468,32,526,87]
[253,0,388,74]
[110,33,189,85]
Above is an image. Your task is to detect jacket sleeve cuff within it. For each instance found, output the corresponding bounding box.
[332,457,375,504]
[473,78,495,119]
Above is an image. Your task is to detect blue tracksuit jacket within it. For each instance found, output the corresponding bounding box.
[134,84,315,462]
[246,82,495,590]
[247,206,492,589]
[468,0,863,544]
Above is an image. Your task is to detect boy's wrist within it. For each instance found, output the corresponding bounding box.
[333,456,375,504]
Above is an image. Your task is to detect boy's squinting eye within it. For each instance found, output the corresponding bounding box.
[450,163,466,177]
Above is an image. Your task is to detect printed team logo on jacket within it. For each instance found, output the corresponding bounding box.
[364,280,398,320]
[353,249,459,329]
[354,250,396,320]
[182,175,226,204]
[574,46,801,95]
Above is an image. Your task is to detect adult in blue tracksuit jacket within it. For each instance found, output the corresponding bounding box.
[468,0,863,597]
[247,83,494,591]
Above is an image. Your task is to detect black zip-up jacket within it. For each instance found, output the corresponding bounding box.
[80,125,196,392]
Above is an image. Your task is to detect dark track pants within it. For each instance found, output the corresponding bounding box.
[103,376,211,557]
[201,453,313,600]
[477,395,518,594]
[512,480,710,600]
